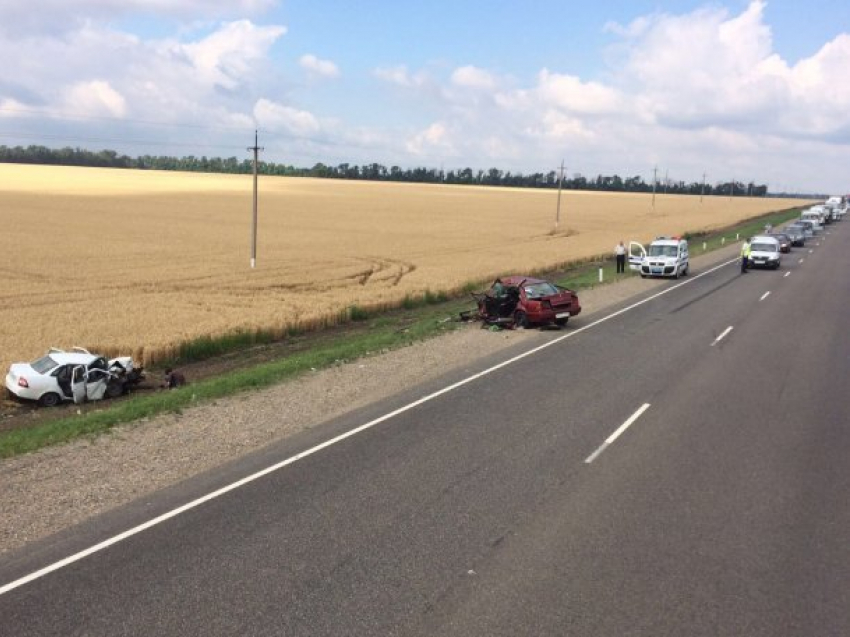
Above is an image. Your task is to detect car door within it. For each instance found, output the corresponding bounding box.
[628,241,646,271]
[71,365,87,404]
[85,358,111,401]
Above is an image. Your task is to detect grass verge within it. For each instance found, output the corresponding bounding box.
[0,205,808,458]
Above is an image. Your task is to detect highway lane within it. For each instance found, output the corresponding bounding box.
[1,225,848,635]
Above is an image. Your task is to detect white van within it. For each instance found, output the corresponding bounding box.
[629,236,689,279]
[800,210,823,231]
[747,235,781,270]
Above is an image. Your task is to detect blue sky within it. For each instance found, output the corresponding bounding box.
[1,1,849,192]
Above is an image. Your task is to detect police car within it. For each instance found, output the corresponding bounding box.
[629,236,690,279]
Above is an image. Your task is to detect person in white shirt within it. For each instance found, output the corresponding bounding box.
[614,240,626,273]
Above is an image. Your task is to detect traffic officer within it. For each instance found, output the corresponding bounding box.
[740,238,752,273]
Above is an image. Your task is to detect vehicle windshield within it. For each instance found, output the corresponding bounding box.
[648,245,677,257]
[751,243,777,253]
[523,282,560,298]
[30,355,58,374]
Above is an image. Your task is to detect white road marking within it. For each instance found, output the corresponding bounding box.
[784,272,791,278]
[711,326,734,347]
[0,256,741,597]
[799,258,805,263]
[809,248,815,253]
[584,403,651,464]
[759,291,771,301]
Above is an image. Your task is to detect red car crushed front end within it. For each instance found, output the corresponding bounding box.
[484,276,581,327]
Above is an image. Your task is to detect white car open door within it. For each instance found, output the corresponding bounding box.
[85,368,110,401]
[71,365,87,404]
[628,241,646,271]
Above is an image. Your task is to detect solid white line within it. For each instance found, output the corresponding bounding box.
[711,326,734,347]
[759,291,771,301]
[784,272,791,278]
[0,257,740,597]
[584,403,651,464]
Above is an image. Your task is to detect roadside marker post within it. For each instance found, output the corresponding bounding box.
[599,268,603,283]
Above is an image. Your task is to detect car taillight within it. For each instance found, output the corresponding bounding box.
[18,377,29,388]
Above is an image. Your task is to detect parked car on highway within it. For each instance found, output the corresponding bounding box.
[747,236,782,270]
[796,219,817,238]
[782,224,806,247]
[476,276,581,328]
[629,236,690,279]
[800,210,824,231]
[768,232,792,253]
[5,347,144,407]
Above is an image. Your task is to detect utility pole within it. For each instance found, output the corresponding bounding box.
[555,159,565,232]
[700,172,706,203]
[652,165,658,208]
[730,177,735,199]
[247,130,264,269]
[664,169,669,195]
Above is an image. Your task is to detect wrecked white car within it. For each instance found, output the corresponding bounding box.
[5,347,145,407]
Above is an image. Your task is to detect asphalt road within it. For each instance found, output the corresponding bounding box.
[2,225,848,636]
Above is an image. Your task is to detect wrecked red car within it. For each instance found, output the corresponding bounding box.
[476,276,581,328]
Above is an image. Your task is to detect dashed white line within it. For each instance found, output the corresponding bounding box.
[711,325,734,347]
[799,258,805,263]
[784,272,791,278]
[809,248,814,253]
[759,291,771,301]
[584,403,651,464]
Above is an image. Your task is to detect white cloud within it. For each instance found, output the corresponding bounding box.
[62,80,127,117]
[534,69,623,116]
[180,20,286,91]
[299,54,339,79]
[450,66,497,91]
[406,122,454,156]
[0,0,277,36]
[373,65,427,88]
[253,98,321,136]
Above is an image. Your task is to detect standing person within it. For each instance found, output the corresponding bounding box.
[740,238,752,273]
[614,240,626,274]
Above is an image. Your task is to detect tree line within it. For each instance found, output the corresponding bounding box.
[0,143,772,197]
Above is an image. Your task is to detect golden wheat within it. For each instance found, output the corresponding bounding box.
[0,164,811,371]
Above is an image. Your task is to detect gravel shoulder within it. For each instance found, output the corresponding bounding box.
[0,246,739,555]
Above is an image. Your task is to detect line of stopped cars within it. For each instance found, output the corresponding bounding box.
[625,195,847,276]
[755,196,846,269]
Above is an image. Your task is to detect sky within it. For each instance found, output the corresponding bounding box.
[0,0,848,193]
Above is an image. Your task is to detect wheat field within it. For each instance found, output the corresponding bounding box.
[0,163,810,371]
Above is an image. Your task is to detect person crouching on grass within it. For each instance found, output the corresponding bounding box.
[161,368,186,389]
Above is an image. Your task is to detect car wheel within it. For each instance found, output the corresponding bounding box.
[38,392,62,407]
[640,273,646,279]
[514,311,529,329]
[555,317,569,327]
